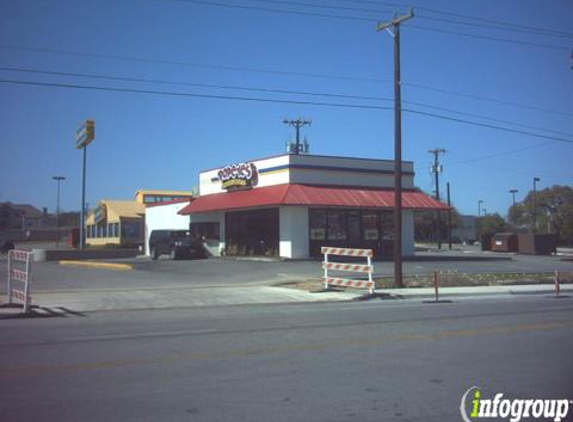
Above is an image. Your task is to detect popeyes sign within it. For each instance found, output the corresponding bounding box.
[218,162,259,190]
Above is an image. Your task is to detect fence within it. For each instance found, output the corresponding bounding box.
[321,247,374,294]
[7,249,33,313]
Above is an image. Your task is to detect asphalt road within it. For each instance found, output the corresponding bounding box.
[1,252,572,292]
[1,296,572,421]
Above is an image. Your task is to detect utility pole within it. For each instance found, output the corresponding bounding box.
[509,188,518,225]
[533,177,540,232]
[447,182,452,250]
[429,148,445,249]
[377,8,414,289]
[283,118,311,155]
[52,176,66,249]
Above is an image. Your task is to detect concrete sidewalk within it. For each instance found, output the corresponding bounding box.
[1,282,570,318]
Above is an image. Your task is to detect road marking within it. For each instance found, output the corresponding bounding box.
[2,319,572,378]
[62,328,218,342]
[58,261,133,271]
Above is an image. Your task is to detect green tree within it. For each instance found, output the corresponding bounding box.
[508,185,573,244]
[414,208,461,242]
[475,213,506,239]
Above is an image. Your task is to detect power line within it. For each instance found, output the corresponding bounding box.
[0,44,387,83]
[3,65,570,138]
[404,109,573,145]
[409,24,569,52]
[0,77,394,110]
[153,0,376,22]
[2,43,571,117]
[403,82,573,117]
[404,99,573,138]
[416,15,573,40]
[334,0,573,38]
[446,140,556,166]
[149,0,570,51]
[0,66,392,102]
[1,77,572,145]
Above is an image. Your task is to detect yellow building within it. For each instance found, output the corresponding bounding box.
[86,190,193,247]
[135,189,193,205]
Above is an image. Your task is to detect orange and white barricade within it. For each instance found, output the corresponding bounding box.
[321,247,374,294]
[7,249,33,313]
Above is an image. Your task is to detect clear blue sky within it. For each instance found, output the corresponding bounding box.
[1,0,571,217]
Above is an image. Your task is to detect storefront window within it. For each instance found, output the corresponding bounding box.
[121,221,141,238]
[309,210,326,240]
[327,211,346,240]
[362,212,379,240]
[190,222,220,240]
[347,211,361,242]
[380,212,394,240]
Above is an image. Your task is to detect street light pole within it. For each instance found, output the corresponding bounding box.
[53,176,66,249]
[509,189,518,207]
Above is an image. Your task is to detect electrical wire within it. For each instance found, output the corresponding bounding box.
[149,0,571,51]
[333,0,573,38]
[408,24,569,52]
[1,77,572,145]
[0,78,393,110]
[404,109,573,145]
[0,44,387,83]
[0,66,392,102]
[2,44,571,117]
[3,65,570,138]
[402,82,573,118]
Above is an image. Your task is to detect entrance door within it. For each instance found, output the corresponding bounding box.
[225,208,279,256]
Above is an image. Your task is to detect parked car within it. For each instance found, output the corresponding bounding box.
[1,239,15,254]
[149,230,205,260]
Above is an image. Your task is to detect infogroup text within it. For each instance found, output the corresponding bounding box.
[460,386,571,422]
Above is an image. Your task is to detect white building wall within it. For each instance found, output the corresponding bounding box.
[279,206,309,259]
[402,210,415,257]
[144,202,190,256]
[199,155,290,196]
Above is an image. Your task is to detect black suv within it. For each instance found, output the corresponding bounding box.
[149,230,205,260]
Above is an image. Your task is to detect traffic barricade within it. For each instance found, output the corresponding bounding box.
[7,249,33,313]
[321,247,374,294]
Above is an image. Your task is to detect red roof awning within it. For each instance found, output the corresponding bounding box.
[178,184,449,215]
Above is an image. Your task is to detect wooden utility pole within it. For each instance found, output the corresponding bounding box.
[283,118,311,155]
[429,148,446,249]
[377,8,414,288]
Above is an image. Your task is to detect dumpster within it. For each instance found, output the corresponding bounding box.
[491,232,518,252]
[517,233,557,255]
[480,233,493,251]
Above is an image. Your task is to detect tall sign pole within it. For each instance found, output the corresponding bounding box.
[377,8,414,288]
[75,120,95,250]
[52,176,66,249]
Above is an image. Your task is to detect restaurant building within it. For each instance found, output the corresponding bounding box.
[86,189,193,248]
[177,153,448,259]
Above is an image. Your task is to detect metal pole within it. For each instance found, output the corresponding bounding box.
[80,147,87,250]
[533,177,539,232]
[53,176,65,249]
[447,182,452,250]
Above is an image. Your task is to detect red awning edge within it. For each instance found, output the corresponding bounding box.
[179,184,449,215]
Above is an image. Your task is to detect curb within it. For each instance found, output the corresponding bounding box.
[58,260,133,271]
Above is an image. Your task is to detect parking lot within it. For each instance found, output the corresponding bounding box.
[1,248,572,293]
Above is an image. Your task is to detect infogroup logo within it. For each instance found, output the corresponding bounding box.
[460,386,571,422]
